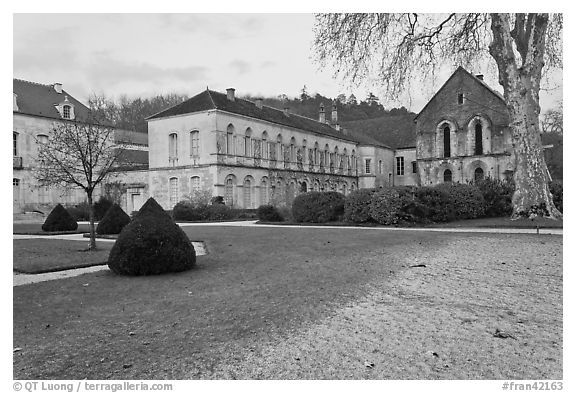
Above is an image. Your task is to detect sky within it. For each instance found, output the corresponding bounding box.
[13,13,563,113]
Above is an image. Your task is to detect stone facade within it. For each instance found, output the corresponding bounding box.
[415,67,514,185]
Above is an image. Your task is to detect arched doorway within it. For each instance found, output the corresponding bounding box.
[443,169,453,183]
[300,181,307,193]
[474,167,484,182]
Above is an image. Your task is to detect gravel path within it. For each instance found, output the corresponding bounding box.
[207,234,562,380]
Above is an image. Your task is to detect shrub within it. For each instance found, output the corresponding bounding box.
[435,183,486,219]
[549,181,563,213]
[181,190,213,208]
[94,196,114,221]
[343,189,377,223]
[96,204,131,235]
[67,202,90,221]
[368,188,404,225]
[107,197,196,275]
[211,196,225,205]
[172,201,209,221]
[206,204,236,220]
[42,203,78,232]
[257,205,284,222]
[292,191,345,223]
[415,187,455,222]
[475,178,514,217]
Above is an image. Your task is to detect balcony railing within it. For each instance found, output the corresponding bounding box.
[13,156,22,169]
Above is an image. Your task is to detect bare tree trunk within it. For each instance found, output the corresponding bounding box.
[489,13,562,219]
[87,191,97,250]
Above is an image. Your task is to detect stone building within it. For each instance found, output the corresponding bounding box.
[12,78,147,213]
[109,87,412,211]
[414,67,515,185]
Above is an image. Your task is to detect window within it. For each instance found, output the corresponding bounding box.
[13,132,18,156]
[169,133,178,164]
[412,161,417,174]
[365,159,372,174]
[38,185,49,204]
[475,123,483,155]
[458,93,464,105]
[169,177,179,207]
[443,126,451,157]
[378,160,383,174]
[37,134,49,145]
[300,181,307,193]
[444,169,453,183]
[63,105,71,119]
[243,178,252,208]
[396,157,405,176]
[262,132,268,159]
[474,167,484,182]
[190,131,199,160]
[225,178,234,206]
[260,178,269,205]
[245,128,252,157]
[13,178,20,186]
[290,137,296,162]
[226,125,235,155]
[190,176,200,192]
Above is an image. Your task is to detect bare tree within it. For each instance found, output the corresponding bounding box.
[314,13,563,219]
[541,102,563,134]
[34,107,130,250]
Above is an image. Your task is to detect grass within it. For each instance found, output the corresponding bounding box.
[13,239,113,274]
[13,226,562,380]
[13,223,92,235]
[13,226,440,379]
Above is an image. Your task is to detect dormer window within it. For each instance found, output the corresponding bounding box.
[63,105,71,119]
[458,93,464,105]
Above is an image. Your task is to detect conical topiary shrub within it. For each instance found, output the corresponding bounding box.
[107,197,196,275]
[96,203,131,235]
[42,203,78,232]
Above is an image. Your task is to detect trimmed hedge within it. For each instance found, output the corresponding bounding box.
[96,204,130,235]
[107,197,196,276]
[173,202,209,221]
[475,178,514,217]
[67,202,90,221]
[415,187,455,222]
[435,183,485,219]
[257,205,284,222]
[42,204,78,232]
[292,191,345,223]
[369,188,403,225]
[94,197,114,221]
[343,189,376,223]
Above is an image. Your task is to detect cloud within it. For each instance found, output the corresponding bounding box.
[229,60,251,75]
[260,60,276,69]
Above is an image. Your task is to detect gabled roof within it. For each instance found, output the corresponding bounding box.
[342,115,417,149]
[147,89,391,148]
[414,67,505,120]
[13,78,90,121]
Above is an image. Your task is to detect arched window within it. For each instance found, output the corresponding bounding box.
[169,177,179,207]
[290,137,296,162]
[302,139,307,164]
[378,160,383,174]
[324,144,330,167]
[243,177,252,208]
[190,130,199,164]
[342,183,347,196]
[62,105,71,119]
[245,128,252,157]
[169,133,178,165]
[277,134,283,161]
[474,167,484,182]
[300,181,308,193]
[262,131,268,159]
[443,126,451,157]
[225,176,235,206]
[443,169,452,183]
[260,177,269,205]
[226,124,235,155]
[351,150,356,172]
[190,176,200,192]
[475,123,483,155]
[314,142,320,165]
[36,134,49,145]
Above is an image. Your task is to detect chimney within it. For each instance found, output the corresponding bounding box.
[335,124,340,131]
[255,98,263,109]
[226,88,235,101]
[283,106,290,116]
[331,103,338,124]
[54,83,62,94]
[319,103,326,123]
[476,74,484,81]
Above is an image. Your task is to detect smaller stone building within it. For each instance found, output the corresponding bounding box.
[414,67,515,185]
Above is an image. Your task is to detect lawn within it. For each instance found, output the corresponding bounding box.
[13,226,562,380]
[13,239,113,274]
[13,222,93,235]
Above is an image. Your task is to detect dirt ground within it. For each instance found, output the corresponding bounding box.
[206,234,563,380]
